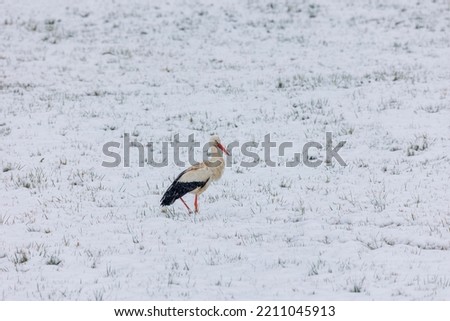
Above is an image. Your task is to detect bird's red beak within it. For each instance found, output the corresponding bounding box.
[217,143,230,156]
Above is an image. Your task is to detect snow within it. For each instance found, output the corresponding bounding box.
[1,0,450,300]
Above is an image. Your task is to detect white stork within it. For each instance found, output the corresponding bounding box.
[160,135,230,214]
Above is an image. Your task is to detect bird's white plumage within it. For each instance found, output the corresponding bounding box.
[178,163,212,183]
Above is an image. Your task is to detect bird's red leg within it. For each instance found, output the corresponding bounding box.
[194,195,199,214]
[179,197,192,214]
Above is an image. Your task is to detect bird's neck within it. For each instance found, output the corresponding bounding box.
[207,146,225,180]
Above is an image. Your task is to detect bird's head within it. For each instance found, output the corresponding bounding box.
[210,135,230,156]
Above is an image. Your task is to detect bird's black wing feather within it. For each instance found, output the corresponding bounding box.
[160,171,209,206]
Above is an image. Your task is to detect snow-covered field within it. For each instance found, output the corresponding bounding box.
[1,0,450,300]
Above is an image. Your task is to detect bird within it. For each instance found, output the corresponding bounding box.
[160,135,230,214]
